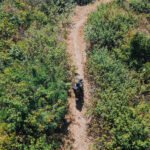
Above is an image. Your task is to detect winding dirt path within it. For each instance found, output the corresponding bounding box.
[65,1,110,149]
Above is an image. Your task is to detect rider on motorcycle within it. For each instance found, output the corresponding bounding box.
[73,78,83,101]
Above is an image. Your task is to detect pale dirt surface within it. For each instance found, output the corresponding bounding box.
[63,1,111,150]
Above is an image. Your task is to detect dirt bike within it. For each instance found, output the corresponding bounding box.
[73,79,84,101]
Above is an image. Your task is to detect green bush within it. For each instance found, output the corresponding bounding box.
[129,0,150,14]
[130,33,150,68]
[75,0,92,5]
[85,1,150,149]
[0,0,71,149]
[88,49,150,149]
[142,62,150,83]
[85,3,136,49]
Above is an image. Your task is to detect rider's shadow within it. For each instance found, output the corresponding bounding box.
[76,95,84,111]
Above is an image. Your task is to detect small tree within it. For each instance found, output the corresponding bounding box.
[76,0,92,5]
[130,33,150,68]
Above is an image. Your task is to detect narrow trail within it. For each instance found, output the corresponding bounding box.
[65,1,110,150]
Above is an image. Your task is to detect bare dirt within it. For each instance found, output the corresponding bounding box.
[64,1,111,150]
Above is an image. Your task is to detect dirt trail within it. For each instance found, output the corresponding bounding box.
[65,1,110,150]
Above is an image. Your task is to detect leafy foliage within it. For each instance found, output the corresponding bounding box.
[88,49,150,149]
[85,3,136,49]
[85,1,150,149]
[0,0,72,149]
[129,0,150,14]
[75,0,92,5]
[130,33,150,68]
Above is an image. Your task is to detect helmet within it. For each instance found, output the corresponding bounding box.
[79,79,83,82]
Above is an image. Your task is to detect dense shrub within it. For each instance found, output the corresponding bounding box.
[85,3,136,49]
[85,1,150,149]
[129,0,150,14]
[0,0,72,149]
[88,49,150,149]
[130,33,150,68]
[75,0,92,5]
[142,62,150,83]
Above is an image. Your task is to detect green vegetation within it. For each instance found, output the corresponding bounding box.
[129,0,150,14]
[0,0,73,149]
[130,33,150,68]
[85,1,150,149]
[0,0,149,149]
[85,3,136,49]
[75,0,92,5]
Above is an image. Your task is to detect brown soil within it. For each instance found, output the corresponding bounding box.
[64,1,111,150]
